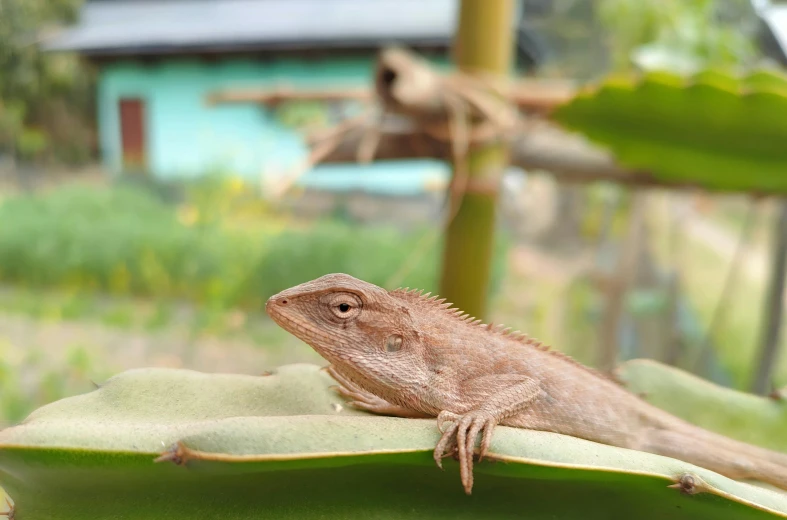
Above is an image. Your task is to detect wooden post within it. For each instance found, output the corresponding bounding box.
[596,191,646,372]
[438,0,515,319]
[752,199,787,394]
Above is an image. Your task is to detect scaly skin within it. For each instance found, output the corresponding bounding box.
[266,273,787,495]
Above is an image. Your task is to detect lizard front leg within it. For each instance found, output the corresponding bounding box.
[324,365,431,418]
[434,374,541,494]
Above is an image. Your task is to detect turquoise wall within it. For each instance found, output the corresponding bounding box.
[97,56,451,195]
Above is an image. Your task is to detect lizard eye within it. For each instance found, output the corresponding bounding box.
[326,292,362,319]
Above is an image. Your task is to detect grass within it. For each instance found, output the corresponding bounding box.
[0,180,296,308]
[0,285,311,346]
[649,194,787,391]
[0,337,117,427]
[491,189,787,391]
[677,238,787,389]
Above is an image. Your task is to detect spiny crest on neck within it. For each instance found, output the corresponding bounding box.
[390,286,618,383]
[391,286,547,346]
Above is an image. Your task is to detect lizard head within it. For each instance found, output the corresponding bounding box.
[265,273,428,392]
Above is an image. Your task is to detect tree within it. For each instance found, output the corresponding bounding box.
[0,0,94,165]
[598,0,760,73]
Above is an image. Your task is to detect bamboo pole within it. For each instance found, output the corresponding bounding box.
[437,0,515,320]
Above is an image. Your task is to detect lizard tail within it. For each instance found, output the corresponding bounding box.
[641,425,787,491]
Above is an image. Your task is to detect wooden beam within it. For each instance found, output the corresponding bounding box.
[509,79,577,115]
[312,118,707,192]
[206,79,576,114]
[205,87,372,106]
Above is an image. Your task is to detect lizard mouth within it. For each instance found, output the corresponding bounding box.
[265,295,329,352]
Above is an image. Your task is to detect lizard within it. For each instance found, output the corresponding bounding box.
[265,272,787,495]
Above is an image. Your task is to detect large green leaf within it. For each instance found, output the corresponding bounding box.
[551,68,787,193]
[616,359,787,452]
[1,363,787,519]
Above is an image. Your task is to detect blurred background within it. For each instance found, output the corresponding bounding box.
[1,0,787,429]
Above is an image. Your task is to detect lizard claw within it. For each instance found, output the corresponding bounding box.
[434,411,461,469]
[437,410,461,433]
[433,410,497,494]
[325,366,376,408]
[326,365,432,419]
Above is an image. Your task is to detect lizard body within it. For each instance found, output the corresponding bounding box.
[266,273,787,494]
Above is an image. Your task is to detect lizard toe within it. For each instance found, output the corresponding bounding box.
[466,417,487,461]
[440,411,497,494]
[456,415,476,493]
[334,385,371,403]
[478,417,496,461]
[326,366,364,392]
[434,422,460,469]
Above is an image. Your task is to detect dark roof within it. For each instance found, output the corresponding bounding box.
[756,2,787,65]
[43,0,466,56]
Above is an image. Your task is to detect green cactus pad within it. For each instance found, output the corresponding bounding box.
[551,68,787,193]
[1,363,786,519]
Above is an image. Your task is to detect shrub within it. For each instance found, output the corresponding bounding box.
[0,183,510,310]
[0,184,263,304]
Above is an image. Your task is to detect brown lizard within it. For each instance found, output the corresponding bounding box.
[266,273,787,495]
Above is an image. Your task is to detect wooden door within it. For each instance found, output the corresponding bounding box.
[118,98,146,171]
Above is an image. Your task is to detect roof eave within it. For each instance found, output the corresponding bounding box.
[42,37,453,57]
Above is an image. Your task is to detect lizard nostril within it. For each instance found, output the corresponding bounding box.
[279,299,288,305]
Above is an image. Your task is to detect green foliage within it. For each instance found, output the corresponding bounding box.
[247,222,435,297]
[0,183,257,305]
[1,364,786,519]
[552,68,787,193]
[0,183,509,310]
[274,100,330,130]
[246,222,510,301]
[0,0,94,163]
[597,0,759,72]
[616,359,787,453]
[15,127,48,160]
